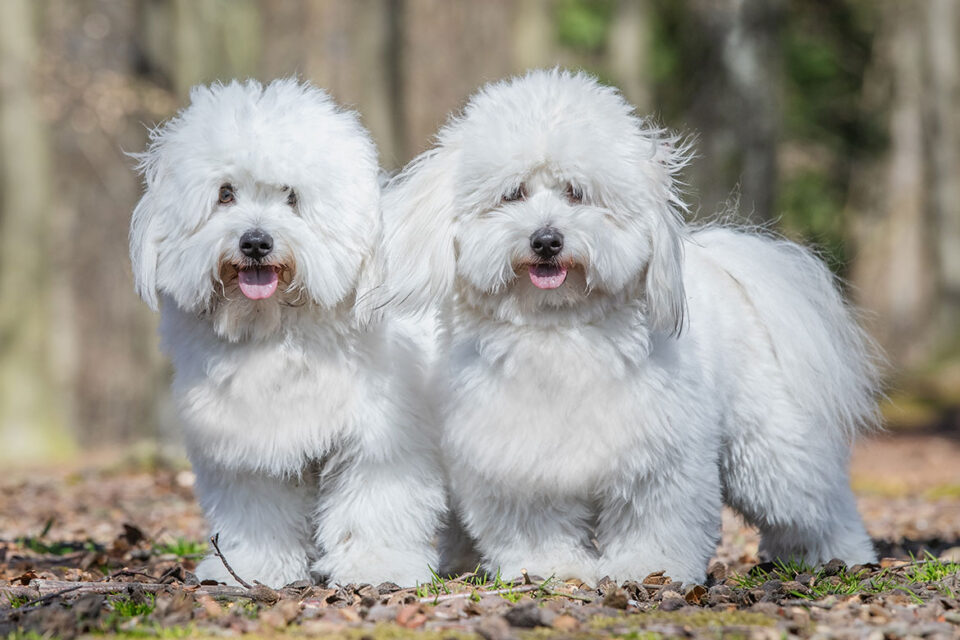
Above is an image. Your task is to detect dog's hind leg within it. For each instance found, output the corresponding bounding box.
[698,229,880,567]
[720,393,876,567]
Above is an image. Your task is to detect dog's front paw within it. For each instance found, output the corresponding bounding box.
[492,559,600,588]
[314,547,438,588]
[599,556,706,586]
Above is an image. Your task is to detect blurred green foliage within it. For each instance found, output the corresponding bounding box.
[556,0,615,53]
[782,1,883,154]
[778,171,847,273]
[778,1,886,274]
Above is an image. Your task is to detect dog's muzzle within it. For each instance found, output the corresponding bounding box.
[528,227,567,289]
[237,228,279,300]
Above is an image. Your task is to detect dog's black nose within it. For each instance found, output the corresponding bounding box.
[239,229,273,259]
[530,227,564,259]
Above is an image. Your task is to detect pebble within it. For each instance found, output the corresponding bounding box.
[660,596,687,611]
[476,614,515,640]
[363,604,398,623]
[602,587,630,609]
[551,613,580,632]
[504,603,545,628]
[821,559,847,576]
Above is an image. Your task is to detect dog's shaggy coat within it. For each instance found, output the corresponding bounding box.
[381,69,881,585]
[129,78,444,588]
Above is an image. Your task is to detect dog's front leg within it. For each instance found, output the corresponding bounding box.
[595,459,722,585]
[453,479,600,586]
[191,462,315,588]
[312,439,445,587]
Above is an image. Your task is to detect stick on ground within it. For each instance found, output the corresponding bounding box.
[209,533,253,590]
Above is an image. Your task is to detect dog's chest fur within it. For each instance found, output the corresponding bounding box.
[443,310,704,494]
[160,302,370,475]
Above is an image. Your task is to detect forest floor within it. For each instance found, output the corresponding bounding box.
[1,430,959,639]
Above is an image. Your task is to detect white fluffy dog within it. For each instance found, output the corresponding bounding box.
[129,78,444,588]
[381,69,881,585]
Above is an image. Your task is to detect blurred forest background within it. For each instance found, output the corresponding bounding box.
[1,0,958,464]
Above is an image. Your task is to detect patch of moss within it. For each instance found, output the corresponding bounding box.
[3,594,30,609]
[923,484,960,500]
[152,537,207,558]
[323,625,478,640]
[523,629,662,640]
[4,632,48,640]
[108,593,156,620]
[591,610,776,631]
[850,476,910,498]
[105,624,198,639]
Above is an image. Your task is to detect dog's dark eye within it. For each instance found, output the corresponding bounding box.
[218,184,235,205]
[286,188,297,207]
[503,184,526,203]
[565,183,583,204]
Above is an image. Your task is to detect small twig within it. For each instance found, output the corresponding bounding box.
[209,533,252,590]
[885,559,940,570]
[108,569,157,581]
[419,583,539,604]
[25,580,249,599]
[543,589,595,603]
[780,598,836,609]
[8,584,83,611]
[450,571,481,582]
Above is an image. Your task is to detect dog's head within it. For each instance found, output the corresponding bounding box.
[382,69,690,332]
[129,78,381,340]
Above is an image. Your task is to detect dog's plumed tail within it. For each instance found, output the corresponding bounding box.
[693,227,884,440]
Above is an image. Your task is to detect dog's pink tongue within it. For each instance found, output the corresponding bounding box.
[529,264,568,289]
[238,267,279,300]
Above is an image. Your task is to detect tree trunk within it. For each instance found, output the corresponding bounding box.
[138,0,261,98]
[512,0,555,73]
[924,0,960,337]
[607,0,652,113]
[301,0,403,168]
[848,1,938,367]
[0,0,71,461]
[398,0,515,161]
[33,0,181,449]
[686,0,784,223]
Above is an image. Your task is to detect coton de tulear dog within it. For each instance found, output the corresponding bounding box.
[381,69,881,586]
[129,78,444,588]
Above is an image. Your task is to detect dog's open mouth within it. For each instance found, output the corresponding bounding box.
[237,265,280,300]
[529,263,568,289]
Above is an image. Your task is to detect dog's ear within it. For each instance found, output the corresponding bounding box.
[380,146,459,315]
[352,216,386,328]
[644,131,692,336]
[645,211,686,335]
[129,188,164,311]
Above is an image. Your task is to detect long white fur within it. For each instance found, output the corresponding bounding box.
[381,69,882,585]
[129,78,445,587]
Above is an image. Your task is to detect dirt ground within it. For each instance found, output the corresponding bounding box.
[1,431,959,639]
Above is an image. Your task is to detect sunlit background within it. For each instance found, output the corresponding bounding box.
[0,0,958,466]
